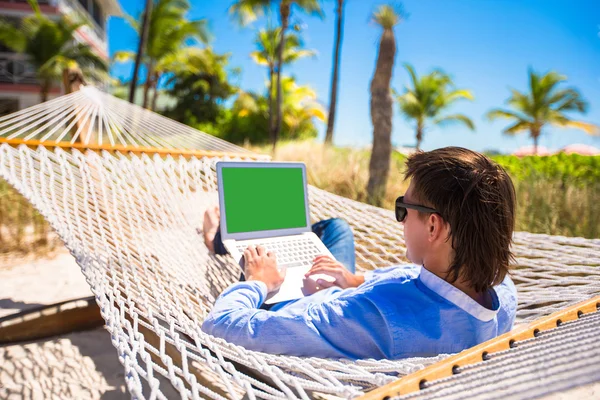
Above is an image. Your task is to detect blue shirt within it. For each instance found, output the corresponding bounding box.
[201,264,518,360]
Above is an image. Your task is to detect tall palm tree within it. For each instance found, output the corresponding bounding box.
[230,0,322,152]
[396,64,475,150]
[129,0,152,103]
[0,0,107,102]
[324,0,345,145]
[118,0,209,109]
[251,28,315,145]
[366,4,403,206]
[486,70,598,154]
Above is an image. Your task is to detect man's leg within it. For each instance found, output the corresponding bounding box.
[311,218,356,274]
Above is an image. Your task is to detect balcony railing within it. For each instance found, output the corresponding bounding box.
[58,0,105,42]
[2,0,50,4]
[0,52,38,85]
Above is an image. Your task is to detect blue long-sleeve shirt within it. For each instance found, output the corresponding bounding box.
[202,264,517,359]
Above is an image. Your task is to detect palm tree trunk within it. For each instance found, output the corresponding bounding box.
[532,128,539,155]
[142,61,154,109]
[267,63,275,144]
[415,122,423,151]
[366,29,396,206]
[129,0,153,104]
[272,2,291,153]
[40,80,50,103]
[325,0,344,146]
[151,73,160,111]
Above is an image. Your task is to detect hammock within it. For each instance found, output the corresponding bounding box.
[0,87,598,399]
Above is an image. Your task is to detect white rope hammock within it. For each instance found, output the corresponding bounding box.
[0,87,598,399]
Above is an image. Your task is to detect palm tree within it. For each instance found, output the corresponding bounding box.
[230,0,323,152]
[164,48,237,122]
[230,76,325,142]
[117,0,209,109]
[396,64,475,151]
[129,0,152,103]
[324,0,345,145]
[279,76,326,137]
[486,70,598,154]
[366,4,403,206]
[0,0,107,102]
[251,28,315,146]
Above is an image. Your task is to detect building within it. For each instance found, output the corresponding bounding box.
[0,0,121,114]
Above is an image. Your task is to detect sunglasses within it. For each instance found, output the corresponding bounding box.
[395,196,439,222]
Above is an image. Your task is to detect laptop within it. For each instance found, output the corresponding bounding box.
[216,161,336,304]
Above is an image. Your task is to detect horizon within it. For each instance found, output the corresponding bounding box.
[108,0,600,154]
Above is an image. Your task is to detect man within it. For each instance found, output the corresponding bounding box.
[202,147,517,360]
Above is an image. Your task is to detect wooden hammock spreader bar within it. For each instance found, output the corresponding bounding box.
[359,295,600,400]
[0,137,268,161]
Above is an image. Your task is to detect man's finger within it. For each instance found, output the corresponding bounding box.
[313,254,332,262]
[244,248,252,261]
[311,257,336,266]
[307,261,338,273]
[256,245,266,256]
[305,266,339,277]
[316,279,336,289]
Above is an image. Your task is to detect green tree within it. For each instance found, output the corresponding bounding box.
[229,0,323,152]
[0,0,107,102]
[164,48,238,123]
[366,4,403,206]
[116,0,209,109]
[486,70,598,154]
[251,27,315,143]
[396,64,475,151]
[223,76,325,144]
[324,0,345,145]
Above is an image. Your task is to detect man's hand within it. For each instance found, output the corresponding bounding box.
[243,245,286,293]
[305,255,365,289]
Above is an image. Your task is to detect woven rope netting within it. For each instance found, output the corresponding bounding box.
[0,87,598,399]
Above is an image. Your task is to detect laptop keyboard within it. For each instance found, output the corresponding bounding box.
[236,238,322,268]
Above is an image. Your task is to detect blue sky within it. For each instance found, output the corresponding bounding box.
[109,0,600,153]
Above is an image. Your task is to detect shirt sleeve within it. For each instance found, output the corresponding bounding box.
[201,281,393,359]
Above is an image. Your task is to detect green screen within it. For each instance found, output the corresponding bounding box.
[222,167,307,233]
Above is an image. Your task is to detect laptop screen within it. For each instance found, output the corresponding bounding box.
[221,166,308,234]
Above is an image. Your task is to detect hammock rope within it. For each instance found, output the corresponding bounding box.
[0,87,598,399]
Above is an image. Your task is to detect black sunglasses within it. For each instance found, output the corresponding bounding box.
[395,196,439,222]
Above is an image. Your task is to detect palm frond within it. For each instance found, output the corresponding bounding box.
[446,89,474,102]
[0,19,26,52]
[112,50,137,64]
[229,0,269,27]
[502,120,531,135]
[486,108,530,123]
[371,4,404,30]
[433,114,475,130]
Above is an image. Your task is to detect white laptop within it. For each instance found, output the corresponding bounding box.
[216,161,336,304]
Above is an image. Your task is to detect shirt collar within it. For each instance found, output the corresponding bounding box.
[418,266,499,322]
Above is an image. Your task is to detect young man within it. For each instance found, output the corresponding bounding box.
[202,147,517,360]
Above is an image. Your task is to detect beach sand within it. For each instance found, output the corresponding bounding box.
[0,247,179,399]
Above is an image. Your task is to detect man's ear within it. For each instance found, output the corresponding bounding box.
[427,213,447,242]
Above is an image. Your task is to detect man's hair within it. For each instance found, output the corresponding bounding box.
[405,147,516,293]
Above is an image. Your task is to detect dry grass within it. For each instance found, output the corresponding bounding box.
[248,140,599,239]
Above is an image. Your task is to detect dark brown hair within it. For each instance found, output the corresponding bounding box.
[405,147,516,292]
